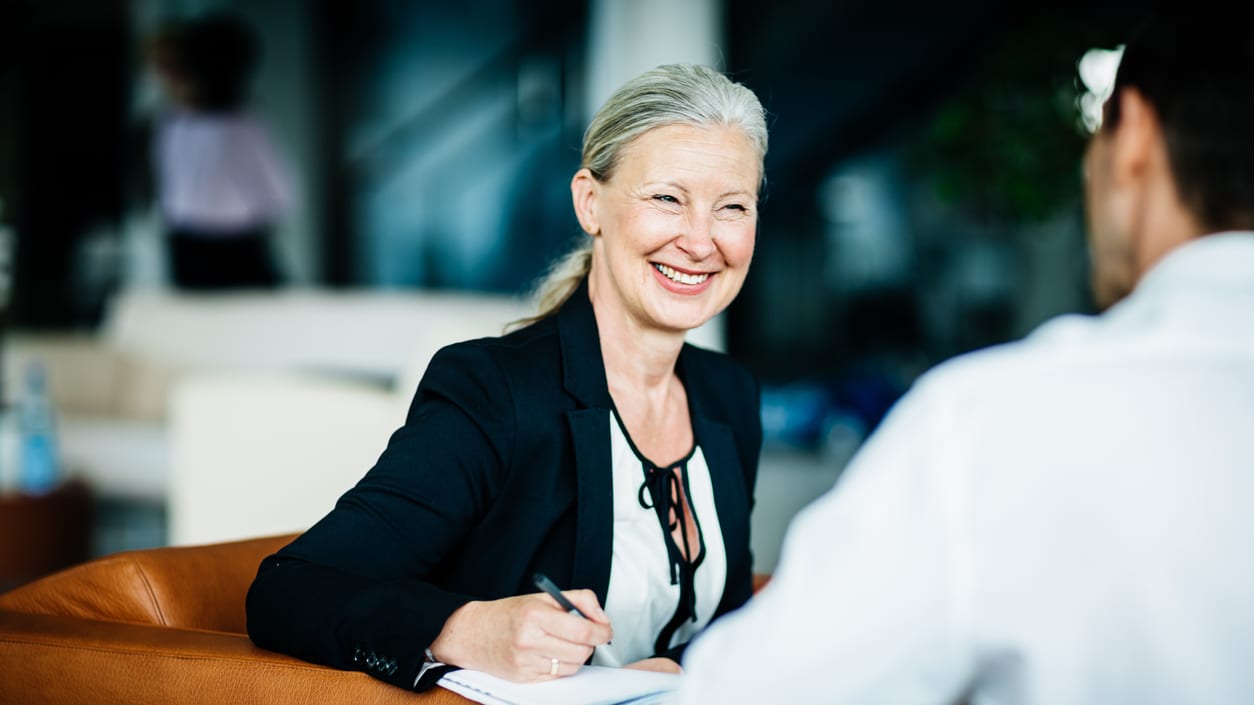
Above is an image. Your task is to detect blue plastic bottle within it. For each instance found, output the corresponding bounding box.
[18,360,58,495]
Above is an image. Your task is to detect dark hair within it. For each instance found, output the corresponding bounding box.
[178,11,261,112]
[1105,12,1254,231]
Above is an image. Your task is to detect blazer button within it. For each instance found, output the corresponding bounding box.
[366,653,378,668]
[352,648,364,664]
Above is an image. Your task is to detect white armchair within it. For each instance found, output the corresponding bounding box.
[169,372,406,545]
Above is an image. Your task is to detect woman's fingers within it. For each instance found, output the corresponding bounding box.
[530,601,612,647]
[509,618,596,666]
[558,589,612,625]
[428,591,612,683]
[624,656,683,674]
[537,654,584,679]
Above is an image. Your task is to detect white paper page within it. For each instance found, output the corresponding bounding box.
[438,665,681,705]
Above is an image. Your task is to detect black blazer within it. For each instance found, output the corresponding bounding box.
[246,281,762,691]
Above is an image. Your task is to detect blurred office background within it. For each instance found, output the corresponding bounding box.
[0,0,1144,586]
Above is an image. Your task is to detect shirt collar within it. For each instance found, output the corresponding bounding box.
[1132,231,1254,299]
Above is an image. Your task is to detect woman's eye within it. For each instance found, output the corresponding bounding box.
[652,194,679,204]
[724,203,747,212]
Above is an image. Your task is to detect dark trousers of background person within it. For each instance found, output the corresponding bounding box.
[167,227,281,290]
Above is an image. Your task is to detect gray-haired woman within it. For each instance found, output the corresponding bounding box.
[247,63,768,692]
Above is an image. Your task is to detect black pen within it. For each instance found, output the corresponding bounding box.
[533,572,591,619]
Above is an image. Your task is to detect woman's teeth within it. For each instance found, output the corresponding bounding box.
[654,263,710,285]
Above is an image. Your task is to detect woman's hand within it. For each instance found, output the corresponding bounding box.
[624,657,683,674]
[429,590,613,682]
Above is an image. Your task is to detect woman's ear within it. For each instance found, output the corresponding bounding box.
[570,168,601,236]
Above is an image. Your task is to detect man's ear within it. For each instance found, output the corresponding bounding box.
[1109,87,1162,188]
[570,168,601,236]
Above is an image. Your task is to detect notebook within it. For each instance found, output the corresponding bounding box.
[438,666,680,705]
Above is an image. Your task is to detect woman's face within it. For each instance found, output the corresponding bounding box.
[574,123,760,335]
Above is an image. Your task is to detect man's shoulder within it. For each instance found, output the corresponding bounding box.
[917,312,1108,401]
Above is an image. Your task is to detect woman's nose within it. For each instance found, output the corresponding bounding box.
[676,213,716,260]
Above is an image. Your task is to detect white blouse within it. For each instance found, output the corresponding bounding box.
[592,411,726,667]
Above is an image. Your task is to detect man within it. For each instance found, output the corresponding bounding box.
[678,12,1254,705]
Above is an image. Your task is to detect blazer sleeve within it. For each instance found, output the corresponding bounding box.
[246,341,515,691]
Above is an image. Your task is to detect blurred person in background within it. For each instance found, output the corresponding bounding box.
[147,11,291,290]
[246,64,767,692]
[676,10,1254,705]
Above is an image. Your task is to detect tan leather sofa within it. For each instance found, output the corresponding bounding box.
[0,534,467,704]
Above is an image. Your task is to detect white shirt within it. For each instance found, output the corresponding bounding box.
[155,111,292,232]
[679,232,1254,705]
[593,412,726,666]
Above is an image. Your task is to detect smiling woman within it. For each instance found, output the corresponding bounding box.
[575,122,760,336]
[246,63,769,693]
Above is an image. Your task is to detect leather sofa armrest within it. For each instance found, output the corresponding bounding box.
[0,610,469,704]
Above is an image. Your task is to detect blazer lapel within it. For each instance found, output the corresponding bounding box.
[557,282,614,602]
[566,409,613,604]
[680,347,751,589]
[689,410,749,576]
[557,280,611,409]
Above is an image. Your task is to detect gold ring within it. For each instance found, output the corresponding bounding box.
[549,657,560,676]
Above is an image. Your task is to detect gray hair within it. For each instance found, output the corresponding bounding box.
[526,63,768,322]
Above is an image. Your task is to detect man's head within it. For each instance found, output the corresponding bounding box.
[1084,12,1254,308]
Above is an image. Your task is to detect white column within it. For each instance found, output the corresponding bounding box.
[584,0,726,119]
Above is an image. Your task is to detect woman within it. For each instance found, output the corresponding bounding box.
[148,11,291,289]
[246,63,767,692]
